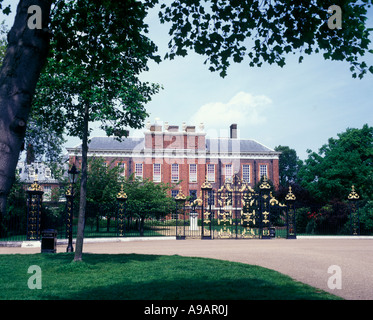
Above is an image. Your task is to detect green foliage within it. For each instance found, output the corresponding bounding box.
[122,174,175,236]
[298,124,373,204]
[71,158,175,234]
[73,157,174,213]
[274,145,302,187]
[123,174,175,219]
[296,200,373,235]
[73,157,123,206]
[24,112,66,164]
[72,157,124,233]
[0,174,27,238]
[30,0,163,258]
[33,0,161,141]
[316,201,350,235]
[0,2,11,16]
[360,201,373,234]
[0,20,8,63]
[159,0,373,78]
[6,173,26,217]
[295,207,310,234]
[0,17,65,163]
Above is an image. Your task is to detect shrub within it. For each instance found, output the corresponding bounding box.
[295,207,310,234]
[359,201,373,235]
[316,201,349,235]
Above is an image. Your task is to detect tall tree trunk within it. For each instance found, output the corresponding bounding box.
[74,103,89,261]
[0,0,52,214]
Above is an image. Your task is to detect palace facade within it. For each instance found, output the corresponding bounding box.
[67,122,280,198]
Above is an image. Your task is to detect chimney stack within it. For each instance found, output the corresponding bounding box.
[230,124,237,139]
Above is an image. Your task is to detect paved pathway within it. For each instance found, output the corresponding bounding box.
[1,238,372,300]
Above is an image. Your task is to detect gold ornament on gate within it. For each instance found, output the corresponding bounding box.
[117,184,128,199]
[285,186,296,201]
[348,185,359,200]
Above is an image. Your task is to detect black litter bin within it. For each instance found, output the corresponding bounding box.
[41,229,57,253]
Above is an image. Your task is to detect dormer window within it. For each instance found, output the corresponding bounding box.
[29,168,35,178]
[45,168,51,178]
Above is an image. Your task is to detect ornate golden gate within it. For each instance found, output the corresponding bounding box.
[177,174,296,239]
[215,174,277,239]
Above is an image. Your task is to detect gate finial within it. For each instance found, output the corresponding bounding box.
[285,186,296,201]
[28,175,42,192]
[201,175,212,190]
[175,185,186,202]
[259,175,271,190]
[117,184,127,200]
[348,185,359,200]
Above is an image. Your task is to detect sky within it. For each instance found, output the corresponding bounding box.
[3,1,373,161]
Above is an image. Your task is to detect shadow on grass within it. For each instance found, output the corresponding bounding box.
[41,252,160,265]
[45,277,336,300]
[0,253,341,300]
[34,253,340,300]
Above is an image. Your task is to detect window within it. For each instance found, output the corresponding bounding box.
[45,168,51,179]
[153,164,161,182]
[242,165,250,183]
[171,164,179,182]
[189,164,197,182]
[135,163,143,179]
[225,164,233,181]
[117,162,126,177]
[28,168,35,179]
[171,189,179,198]
[43,186,51,201]
[259,164,268,179]
[207,164,215,182]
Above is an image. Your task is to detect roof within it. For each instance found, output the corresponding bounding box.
[16,161,63,183]
[206,138,276,153]
[69,136,277,154]
[70,137,144,151]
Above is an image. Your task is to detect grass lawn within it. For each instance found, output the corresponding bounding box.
[0,253,341,300]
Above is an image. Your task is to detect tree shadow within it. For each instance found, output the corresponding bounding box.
[42,252,160,265]
[42,276,338,300]
[37,253,339,300]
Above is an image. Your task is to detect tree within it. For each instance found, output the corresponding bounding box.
[274,145,302,187]
[83,158,124,205]
[0,0,372,242]
[33,0,160,261]
[298,124,373,204]
[0,18,66,167]
[123,175,175,236]
[73,157,124,233]
[159,1,373,78]
[0,18,65,170]
[0,172,27,239]
[0,0,52,214]
[25,107,66,165]
[0,20,8,61]
[273,147,314,208]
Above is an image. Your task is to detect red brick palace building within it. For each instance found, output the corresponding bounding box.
[67,122,280,198]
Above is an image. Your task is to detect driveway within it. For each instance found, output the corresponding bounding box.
[2,238,372,300]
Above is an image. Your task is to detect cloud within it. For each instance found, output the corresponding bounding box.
[190,91,272,129]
